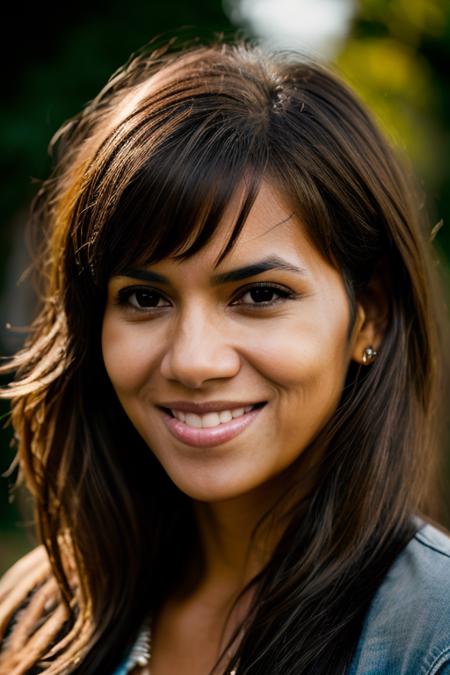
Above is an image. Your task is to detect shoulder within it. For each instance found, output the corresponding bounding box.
[378,517,450,607]
[349,517,450,675]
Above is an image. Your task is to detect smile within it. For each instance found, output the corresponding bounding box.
[158,402,267,448]
[169,404,258,427]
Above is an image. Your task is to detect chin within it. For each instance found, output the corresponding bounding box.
[163,468,260,503]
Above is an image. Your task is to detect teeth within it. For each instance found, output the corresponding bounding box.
[171,405,254,428]
[219,410,233,423]
[231,407,245,418]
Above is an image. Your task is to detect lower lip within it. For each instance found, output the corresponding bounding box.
[159,405,266,448]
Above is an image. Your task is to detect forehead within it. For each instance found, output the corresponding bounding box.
[160,180,331,280]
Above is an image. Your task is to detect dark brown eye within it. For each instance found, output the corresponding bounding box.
[131,289,163,308]
[247,287,281,303]
[232,283,295,307]
[116,286,170,310]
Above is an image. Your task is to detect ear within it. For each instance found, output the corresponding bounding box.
[350,275,388,365]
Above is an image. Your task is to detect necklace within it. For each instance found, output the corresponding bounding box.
[122,616,152,672]
[122,617,239,674]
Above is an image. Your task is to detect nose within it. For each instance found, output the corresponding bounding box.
[159,303,241,388]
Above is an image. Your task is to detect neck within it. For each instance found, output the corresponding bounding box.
[190,442,323,597]
[191,473,301,602]
[195,494,275,588]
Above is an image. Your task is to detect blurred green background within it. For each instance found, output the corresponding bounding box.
[1,0,449,575]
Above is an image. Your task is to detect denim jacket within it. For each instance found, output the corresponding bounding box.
[113,517,450,675]
[347,517,450,674]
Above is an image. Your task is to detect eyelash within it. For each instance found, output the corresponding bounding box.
[114,282,299,314]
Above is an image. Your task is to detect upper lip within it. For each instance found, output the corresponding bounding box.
[157,400,266,414]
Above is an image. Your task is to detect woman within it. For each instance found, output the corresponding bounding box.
[0,36,449,675]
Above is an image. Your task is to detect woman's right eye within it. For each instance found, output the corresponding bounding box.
[115,287,170,311]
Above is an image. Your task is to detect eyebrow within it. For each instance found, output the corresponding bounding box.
[121,256,307,286]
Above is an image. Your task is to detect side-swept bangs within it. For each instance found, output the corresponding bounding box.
[69,54,280,295]
[87,109,269,288]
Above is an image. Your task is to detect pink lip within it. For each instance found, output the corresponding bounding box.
[159,405,266,448]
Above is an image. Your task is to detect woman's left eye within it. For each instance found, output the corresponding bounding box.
[231,283,297,307]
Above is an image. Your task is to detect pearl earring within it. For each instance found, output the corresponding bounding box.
[362,346,378,365]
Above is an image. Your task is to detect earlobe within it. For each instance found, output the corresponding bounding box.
[350,270,388,365]
[361,345,378,365]
[351,303,380,366]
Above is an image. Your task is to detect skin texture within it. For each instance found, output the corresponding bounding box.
[101,180,382,674]
[102,180,375,504]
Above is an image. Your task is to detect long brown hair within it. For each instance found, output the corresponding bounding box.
[0,35,448,674]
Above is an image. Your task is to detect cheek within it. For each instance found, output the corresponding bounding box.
[246,309,349,391]
[101,315,157,394]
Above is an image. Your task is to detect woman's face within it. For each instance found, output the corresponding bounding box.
[102,180,366,502]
